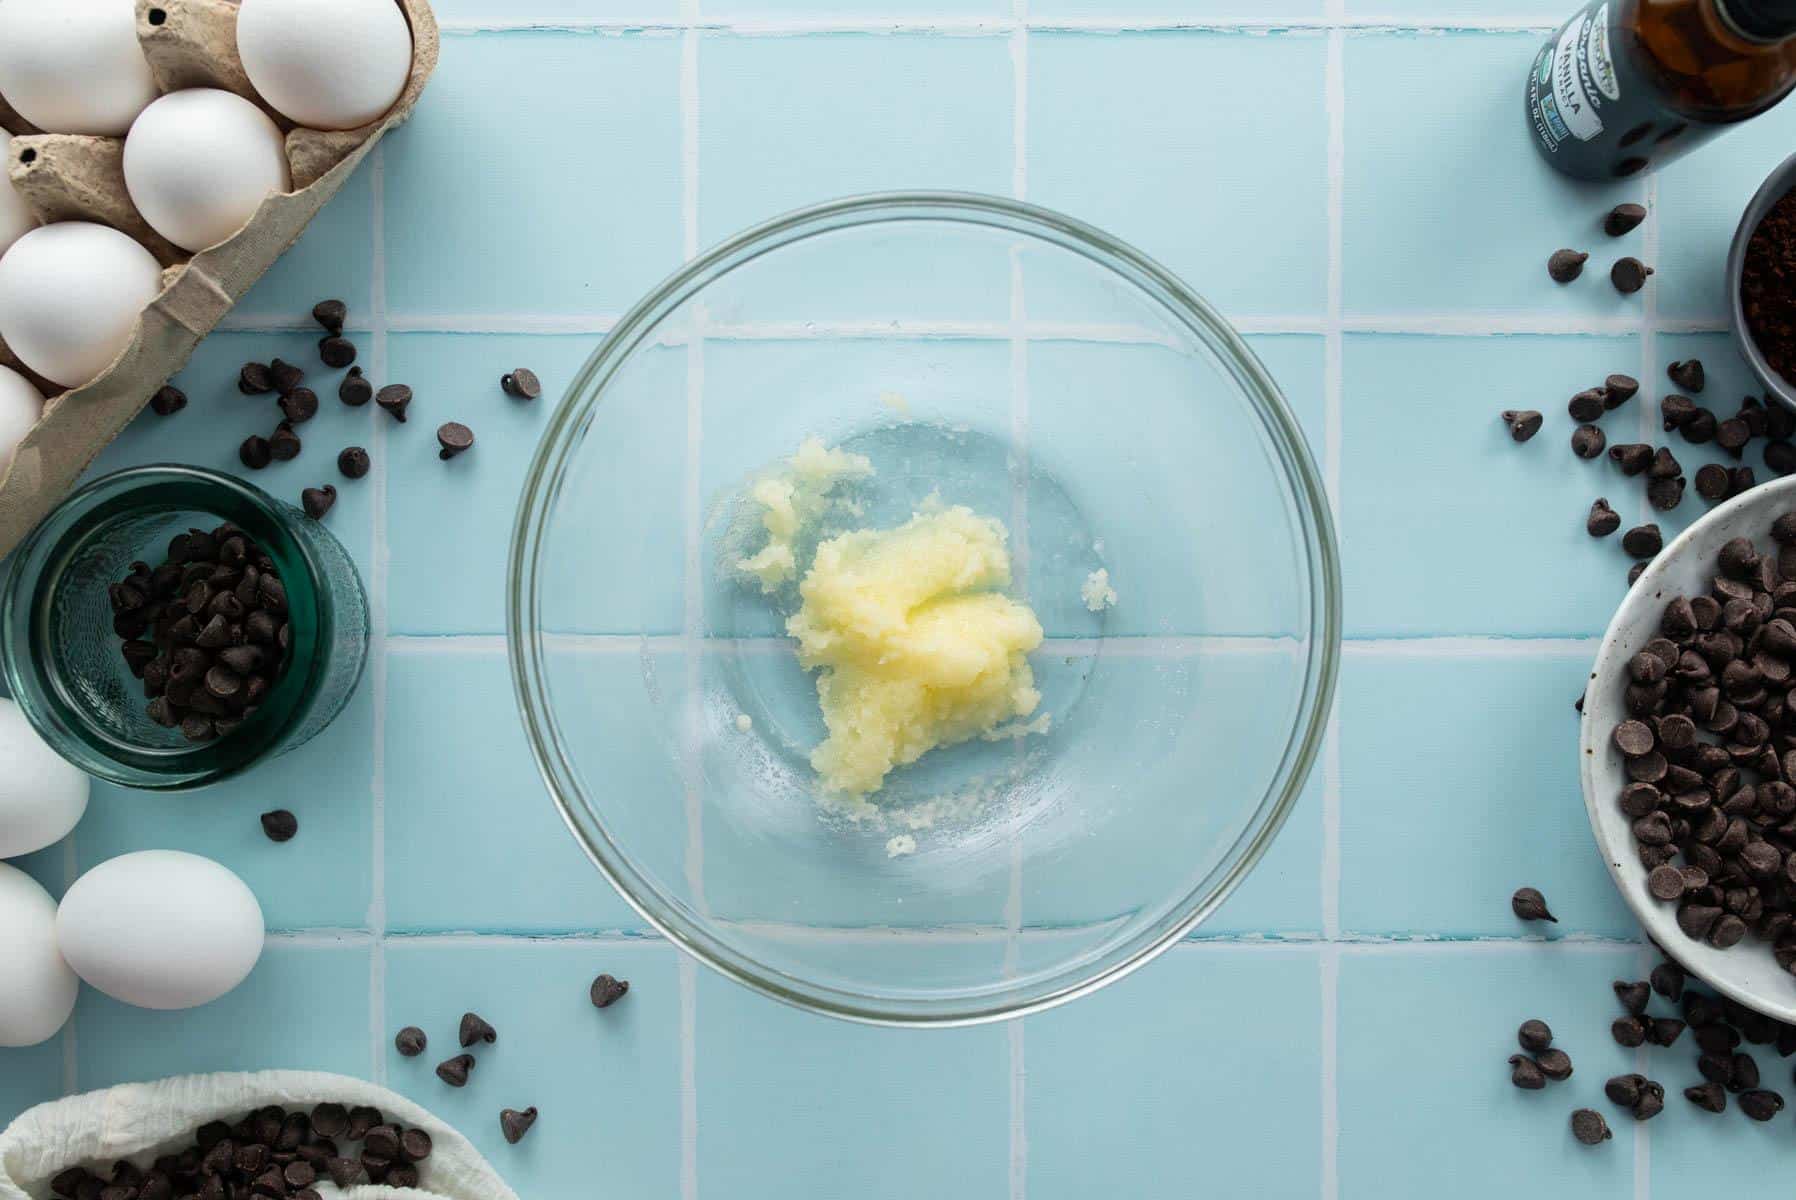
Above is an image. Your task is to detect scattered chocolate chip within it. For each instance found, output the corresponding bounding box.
[1612,257,1654,294]
[1537,1048,1573,1080]
[1519,1019,1553,1053]
[459,1012,497,1047]
[319,336,357,369]
[1502,409,1544,442]
[501,368,541,400]
[1570,389,1607,423]
[1648,1016,1686,1047]
[337,446,370,479]
[1604,373,1641,407]
[1605,203,1647,236]
[1719,417,1753,458]
[149,384,186,416]
[1512,887,1557,923]
[1613,1015,1647,1047]
[1604,1074,1645,1107]
[260,810,297,842]
[1696,462,1733,502]
[270,358,305,397]
[1769,439,1796,476]
[1632,1080,1666,1120]
[1669,359,1706,392]
[1648,473,1687,511]
[436,421,474,460]
[269,423,302,462]
[239,362,274,395]
[1740,1088,1785,1120]
[310,1103,347,1138]
[339,367,371,408]
[376,384,411,422]
[1509,1056,1546,1090]
[312,299,347,336]
[1682,407,1718,444]
[1571,1108,1612,1145]
[1549,248,1590,283]
[347,1106,382,1140]
[1573,424,1607,459]
[279,387,319,424]
[301,485,336,520]
[1685,1081,1728,1112]
[239,435,272,470]
[590,973,630,1007]
[1623,524,1663,558]
[500,1107,538,1145]
[395,1026,427,1057]
[1588,498,1621,537]
[435,1054,474,1087]
[1650,961,1685,1001]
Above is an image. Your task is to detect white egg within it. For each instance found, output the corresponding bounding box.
[0,0,157,136]
[0,698,87,860]
[124,90,291,254]
[237,0,412,131]
[0,363,43,477]
[0,133,35,259]
[0,862,78,1047]
[57,850,263,1010]
[0,222,163,389]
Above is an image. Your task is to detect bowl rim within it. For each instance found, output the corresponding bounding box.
[1581,473,1796,1022]
[1727,147,1796,412]
[506,190,1343,1027]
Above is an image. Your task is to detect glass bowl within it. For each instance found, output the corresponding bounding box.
[508,193,1340,1026]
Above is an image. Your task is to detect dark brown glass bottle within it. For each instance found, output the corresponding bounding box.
[1528,0,1796,179]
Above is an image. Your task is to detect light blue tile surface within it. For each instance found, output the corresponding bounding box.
[1342,333,1640,637]
[385,32,684,317]
[232,164,376,326]
[74,943,373,1086]
[383,647,668,932]
[1029,32,1328,319]
[1347,0,1567,18]
[0,1037,61,1128]
[1205,724,1327,936]
[705,0,1007,15]
[1033,0,1324,17]
[384,940,681,1199]
[696,967,1009,1197]
[1026,945,1321,1198]
[431,0,681,21]
[698,34,1013,245]
[1344,33,1645,317]
[1339,648,1638,938]
[1338,944,1644,1198]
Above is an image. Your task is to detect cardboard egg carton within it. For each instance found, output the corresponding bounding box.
[0,0,438,558]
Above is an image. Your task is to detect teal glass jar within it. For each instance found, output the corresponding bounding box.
[0,465,368,790]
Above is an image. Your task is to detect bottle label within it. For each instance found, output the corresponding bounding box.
[1530,2,1620,151]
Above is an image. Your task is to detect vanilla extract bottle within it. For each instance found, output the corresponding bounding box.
[1528,0,1796,179]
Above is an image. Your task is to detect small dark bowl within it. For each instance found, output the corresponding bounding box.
[1729,148,1796,411]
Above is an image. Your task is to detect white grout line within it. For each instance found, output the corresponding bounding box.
[386,632,1604,656]
[367,142,391,1088]
[679,953,699,1200]
[433,15,1560,35]
[1341,635,1601,658]
[1321,14,1343,1199]
[678,17,703,1196]
[1007,7,1030,1194]
[385,313,621,335]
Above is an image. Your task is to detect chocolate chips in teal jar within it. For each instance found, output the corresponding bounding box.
[0,465,368,789]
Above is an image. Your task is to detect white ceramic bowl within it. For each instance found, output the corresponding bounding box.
[1582,474,1796,1021]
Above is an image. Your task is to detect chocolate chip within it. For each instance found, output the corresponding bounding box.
[1685,1081,1727,1112]
[376,384,411,422]
[1623,524,1663,558]
[1697,462,1732,502]
[385,1165,419,1189]
[501,368,541,400]
[436,421,474,460]
[309,1103,347,1138]
[239,362,274,394]
[1719,417,1753,458]
[1615,721,1655,757]
[1549,248,1589,283]
[319,336,357,369]
[1587,498,1620,537]
[590,973,630,1007]
[239,435,272,470]
[1605,203,1647,236]
[1604,373,1641,406]
[339,367,371,408]
[260,810,297,842]
[1679,902,1722,940]
[269,423,301,462]
[1740,1089,1785,1120]
[435,1054,474,1087]
[301,485,336,520]
[1632,1080,1666,1120]
[363,1125,400,1160]
[1611,442,1653,474]
[1682,408,1718,444]
[1519,1018,1553,1052]
[1570,389,1607,422]
[312,299,347,336]
[1605,1074,1645,1107]
[1612,257,1653,294]
[270,358,305,397]
[1571,1108,1612,1145]
[327,1157,361,1189]
[180,713,215,742]
[399,1128,431,1162]
[1573,424,1607,459]
[279,387,319,424]
[394,1026,427,1057]
[1537,1047,1573,1080]
[1669,359,1706,392]
[1712,913,1749,948]
[337,446,369,479]
[1648,1017,1686,1047]
[1648,864,1685,899]
[1649,445,1683,478]
[459,1012,497,1047]
[1502,409,1544,442]
[1613,1015,1647,1047]
[1509,1056,1547,1088]
[499,1106,538,1144]
[1648,473,1686,511]
[347,1106,383,1141]
[149,384,186,416]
